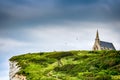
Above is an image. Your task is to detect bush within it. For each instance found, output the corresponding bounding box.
[47,51,74,60]
[95,75,112,80]
[88,51,99,54]
[39,52,44,55]
[82,72,95,77]
[109,70,119,75]
[98,70,109,75]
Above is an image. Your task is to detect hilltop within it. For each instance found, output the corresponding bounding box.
[9,50,120,80]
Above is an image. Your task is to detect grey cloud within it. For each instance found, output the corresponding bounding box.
[57,0,99,6]
[0,0,120,28]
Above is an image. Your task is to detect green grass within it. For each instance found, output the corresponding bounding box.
[10,50,120,80]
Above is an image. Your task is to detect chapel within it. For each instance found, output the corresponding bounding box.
[93,30,116,50]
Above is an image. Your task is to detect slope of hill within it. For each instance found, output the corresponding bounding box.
[9,50,120,80]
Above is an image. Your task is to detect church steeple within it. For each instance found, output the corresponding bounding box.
[96,30,99,40]
[95,30,100,44]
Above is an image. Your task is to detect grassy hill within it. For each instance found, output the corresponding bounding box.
[10,50,120,80]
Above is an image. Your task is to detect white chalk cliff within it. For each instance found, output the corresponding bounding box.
[9,61,26,80]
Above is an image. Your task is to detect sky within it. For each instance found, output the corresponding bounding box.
[0,0,120,79]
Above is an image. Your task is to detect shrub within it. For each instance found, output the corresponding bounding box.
[39,52,44,55]
[88,51,99,54]
[47,51,74,60]
[82,72,95,77]
[95,75,111,80]
[109,70,119,75]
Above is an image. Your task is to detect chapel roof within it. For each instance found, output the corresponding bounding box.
[100,41,116,50]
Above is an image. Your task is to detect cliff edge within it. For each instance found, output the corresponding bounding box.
[9,61,26,80]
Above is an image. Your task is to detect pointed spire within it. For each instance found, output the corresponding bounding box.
[96,30,99,40]
[95,30,100,44]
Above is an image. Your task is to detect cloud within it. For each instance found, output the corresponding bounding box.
[24,24,91,51]
[0,38,30,52]
[0,0,120,28]
[58,0,98,5]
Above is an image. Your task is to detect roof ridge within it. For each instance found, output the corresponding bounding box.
[100,41,112,44]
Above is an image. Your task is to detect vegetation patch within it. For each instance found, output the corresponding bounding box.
[10,50,120,80]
